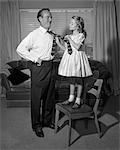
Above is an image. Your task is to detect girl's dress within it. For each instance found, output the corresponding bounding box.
[58,33,92,77]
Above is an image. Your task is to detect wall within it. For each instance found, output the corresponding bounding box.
[19,0,94,9]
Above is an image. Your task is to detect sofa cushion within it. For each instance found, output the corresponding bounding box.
[7,60,19,68]
[21,69,31,76]
[11,79,31,90]
[7,68,30,85]
[7,60,29,70]
[88,59,111,79]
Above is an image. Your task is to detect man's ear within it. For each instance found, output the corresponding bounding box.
[38,16,42,22]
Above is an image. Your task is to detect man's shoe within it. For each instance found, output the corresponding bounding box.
[34,127,44,137]
[43,123,55,129]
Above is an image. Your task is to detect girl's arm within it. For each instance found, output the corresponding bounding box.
[66,35,85,50]
[55,36,66,51]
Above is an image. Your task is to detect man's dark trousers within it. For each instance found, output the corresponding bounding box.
[30,61,55,130]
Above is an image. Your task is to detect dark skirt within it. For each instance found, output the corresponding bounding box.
[67,76,83,85]
[58,75,83,85]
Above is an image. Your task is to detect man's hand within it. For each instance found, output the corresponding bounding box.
[37,58,42,66]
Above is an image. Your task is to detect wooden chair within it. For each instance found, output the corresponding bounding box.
[55,79,103,146]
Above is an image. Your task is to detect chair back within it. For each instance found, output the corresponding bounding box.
[87,79,103,113]
[87,79,103,98]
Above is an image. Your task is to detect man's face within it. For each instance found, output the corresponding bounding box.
[39,10,52,30]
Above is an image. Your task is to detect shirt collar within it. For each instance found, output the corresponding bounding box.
[39,26,48,34]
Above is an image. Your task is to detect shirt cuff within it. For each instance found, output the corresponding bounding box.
[34,57,38,63]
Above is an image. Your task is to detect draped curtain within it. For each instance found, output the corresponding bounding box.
[1,0,21,71]
[0,2,2,72]
[93,0,120,95]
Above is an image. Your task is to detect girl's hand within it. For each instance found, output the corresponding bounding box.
[55,36,66,51]
[55,36,60,44]
[65,35,71,41]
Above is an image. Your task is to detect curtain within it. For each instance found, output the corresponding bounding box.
[1,0,21,71]
[93,0,120,95]
[0,2,2,73]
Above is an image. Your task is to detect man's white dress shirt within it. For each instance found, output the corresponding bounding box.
[16,26,54,63]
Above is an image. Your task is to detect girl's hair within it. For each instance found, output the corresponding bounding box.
[72,16,87,38]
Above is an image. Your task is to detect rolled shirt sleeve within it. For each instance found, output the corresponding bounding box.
[16,32,38,63]
[16,26,53,62]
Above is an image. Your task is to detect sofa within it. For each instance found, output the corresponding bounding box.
[1,59,112,107]
[1,60,70,107]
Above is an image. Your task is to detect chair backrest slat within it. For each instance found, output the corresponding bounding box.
[87,79,103,99]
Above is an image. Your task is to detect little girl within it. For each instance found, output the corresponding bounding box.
[56,16,92,109]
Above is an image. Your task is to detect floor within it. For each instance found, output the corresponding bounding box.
[0,94,120,150]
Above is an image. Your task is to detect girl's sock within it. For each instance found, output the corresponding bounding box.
[68,95,74,102]
[75,97,81,105]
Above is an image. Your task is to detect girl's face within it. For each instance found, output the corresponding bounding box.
[69,18,78,31]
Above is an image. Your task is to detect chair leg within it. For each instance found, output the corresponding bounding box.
[55,109,60,133]
[68,118,72,147]
[95,114,101,138]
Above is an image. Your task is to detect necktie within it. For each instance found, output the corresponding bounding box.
[47,31,72,55]
[51,36,57,56]
[47,30,57,56]
[64,39,72,55]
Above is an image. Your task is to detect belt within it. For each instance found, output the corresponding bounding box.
[33,60,53,66]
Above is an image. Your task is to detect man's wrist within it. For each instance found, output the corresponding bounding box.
[34,57,39,63]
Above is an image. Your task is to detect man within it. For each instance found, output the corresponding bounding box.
[16,8,56,137]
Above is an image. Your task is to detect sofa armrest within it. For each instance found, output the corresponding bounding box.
[1,73,11,92]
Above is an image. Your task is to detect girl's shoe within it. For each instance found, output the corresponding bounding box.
[72,103,81,109]
[62,95,74,105]
[61,100,74,105]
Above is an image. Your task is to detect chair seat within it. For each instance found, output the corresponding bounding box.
[56,103,93,119]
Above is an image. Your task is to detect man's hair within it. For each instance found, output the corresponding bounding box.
[37,8,50,22]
